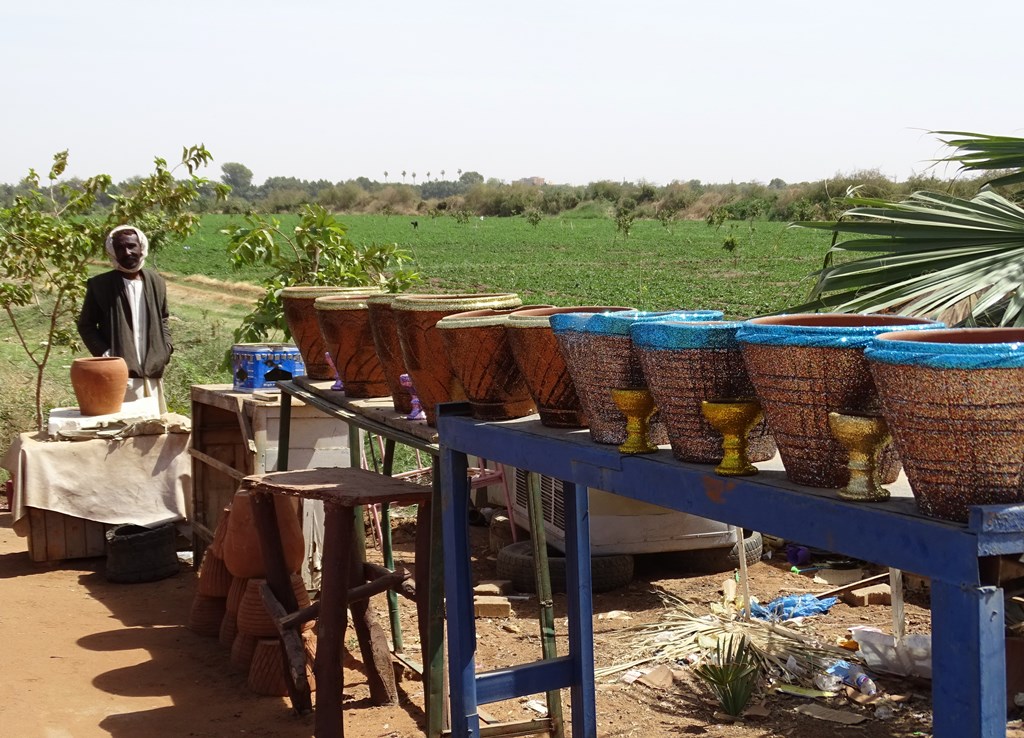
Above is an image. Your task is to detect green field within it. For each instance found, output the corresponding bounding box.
[156,213,834,318]
[0,211,836,455]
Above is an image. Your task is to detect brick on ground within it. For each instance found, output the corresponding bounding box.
[474,580,513,596]
[841,583,892,607]
[474,595,512,618]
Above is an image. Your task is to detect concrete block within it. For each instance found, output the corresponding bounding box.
[841,583,892,607]
[474,580,513,596]
[474,595,512,618]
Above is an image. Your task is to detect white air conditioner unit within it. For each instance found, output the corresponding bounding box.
[508,467,737,556]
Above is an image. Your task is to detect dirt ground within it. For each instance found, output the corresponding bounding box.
[3,503,1023,738]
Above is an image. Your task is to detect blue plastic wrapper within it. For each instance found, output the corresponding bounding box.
[748,594,838,621]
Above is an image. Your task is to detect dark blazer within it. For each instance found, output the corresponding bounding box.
[77,269,174,379]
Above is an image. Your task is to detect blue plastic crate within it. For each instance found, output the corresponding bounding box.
[232,344,305,392]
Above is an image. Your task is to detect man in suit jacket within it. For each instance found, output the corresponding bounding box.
[77,225,173,412]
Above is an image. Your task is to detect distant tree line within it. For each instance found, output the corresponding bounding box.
[0,160,987,224]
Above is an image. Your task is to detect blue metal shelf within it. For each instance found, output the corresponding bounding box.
[437,403,1023,738]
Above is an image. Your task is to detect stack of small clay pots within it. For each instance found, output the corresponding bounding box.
[188,491,316,697]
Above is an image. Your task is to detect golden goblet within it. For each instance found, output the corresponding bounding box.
[828,411,892,502]
[700,398,763,476]
[610,388,659,454]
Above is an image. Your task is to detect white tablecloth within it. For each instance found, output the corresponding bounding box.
[2,430,191,537]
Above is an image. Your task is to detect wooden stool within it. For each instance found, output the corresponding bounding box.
[241,467,431,738]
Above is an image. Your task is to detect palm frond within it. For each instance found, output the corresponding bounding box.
[793,189,1024,326]
[933,130,1024,188]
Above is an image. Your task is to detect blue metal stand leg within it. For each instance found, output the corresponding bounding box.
[561,480,597,738]
[441,447,478,738]
[930,579,1005,738]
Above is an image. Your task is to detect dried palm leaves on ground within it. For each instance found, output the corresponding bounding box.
[602,589,853,686]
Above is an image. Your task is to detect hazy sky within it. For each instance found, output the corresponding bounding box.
[3,1,1021,187]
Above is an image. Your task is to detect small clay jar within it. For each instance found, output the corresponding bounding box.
[281,286,382,379]
[70,356,129,416]
[314,294,389,397]
[436,307,538,421]
[392,293,522,425]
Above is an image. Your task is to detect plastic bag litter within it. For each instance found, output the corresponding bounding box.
[748,594,839,621]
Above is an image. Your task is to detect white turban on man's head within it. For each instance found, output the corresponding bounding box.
[105,225,150,273]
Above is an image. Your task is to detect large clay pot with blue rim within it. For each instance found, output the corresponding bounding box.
[866,327,1024,522]
[737,313,943,488]
[633,320,775,465]
[552,309,723,445]
[506,306,633,428]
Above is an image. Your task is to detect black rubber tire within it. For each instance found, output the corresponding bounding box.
[105,523,180,584]
[663,531,764,574]
[495,541,635,594]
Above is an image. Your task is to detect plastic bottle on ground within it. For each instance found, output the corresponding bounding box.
[827,659,878,696]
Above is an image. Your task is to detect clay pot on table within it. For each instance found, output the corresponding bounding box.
[632,320,775,465]
[281,286,383,380]
[866,327,1024,522]
[70,356,129,416]
[506,306,630,428]
[736,313,943,488]
[551,309,722,445]
[436,308,539,421]
[366,294,414,414]
[392,293,522,426]
[314,294,389,398]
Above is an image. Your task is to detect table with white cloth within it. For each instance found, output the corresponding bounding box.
[2,425,191,561]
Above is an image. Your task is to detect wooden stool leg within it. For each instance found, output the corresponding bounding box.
[349,554,399,705]
[315,502,352,738]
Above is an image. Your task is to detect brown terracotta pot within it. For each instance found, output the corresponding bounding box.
[281,286,382,379]
[737,313,943,488]
[867,327,1024,522]
[222,490,305,579]
[237,574,311,637]
[506,307,630,428]
[632,320,776,464]
[70,356,129,416]
[188,594,227,637]
[436,308,538,421]
[314,294,389,398]
[393,293,522,425]
[366,294,414,414]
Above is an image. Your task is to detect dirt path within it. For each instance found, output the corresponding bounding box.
[0,511,421,738]
[5,498,1024,738]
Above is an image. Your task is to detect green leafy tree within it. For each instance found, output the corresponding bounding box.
[223,204,420,347]
[220,162,254,197]
[794,130,1024,327]
[0,145,227,430]
[615,198,637,238]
